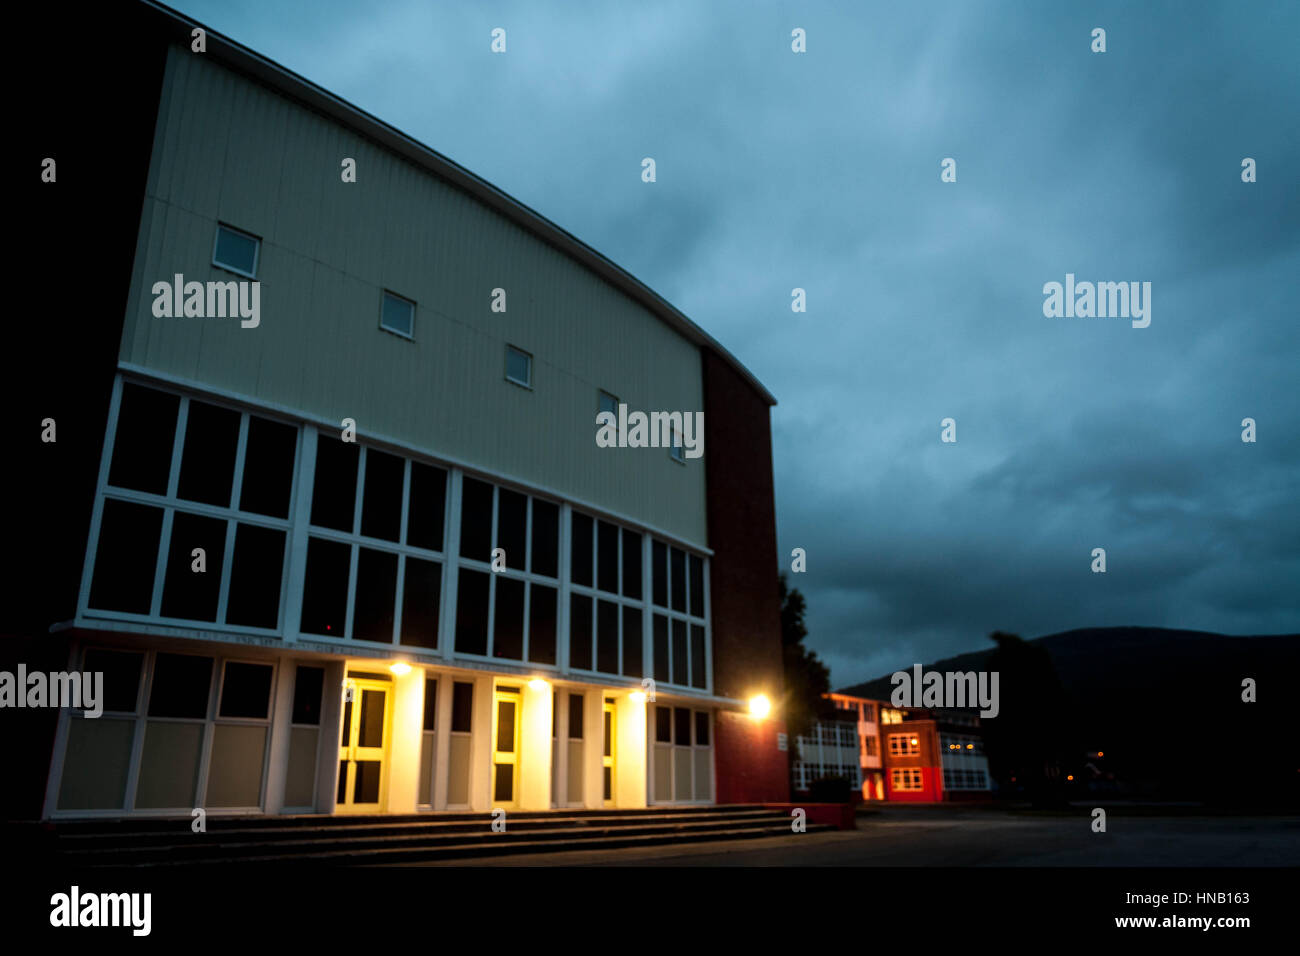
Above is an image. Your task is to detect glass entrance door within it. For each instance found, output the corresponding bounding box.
[603,697,616,806]
[337,677,391,813]
[492,685,522,807]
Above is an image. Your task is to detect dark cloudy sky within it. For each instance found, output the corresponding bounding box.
[170,0,1299,687]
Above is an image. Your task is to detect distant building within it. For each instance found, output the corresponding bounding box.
[790,719,862,797]
[828,693,992,802]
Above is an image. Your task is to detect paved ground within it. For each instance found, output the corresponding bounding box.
[410,805,1300,866]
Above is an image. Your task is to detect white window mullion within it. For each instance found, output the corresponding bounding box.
[642,534,651,682]
[215,518,237,624]
[284,427,316,641]
[343,447,366,640]
[440,471,463,661]
[393,459,411,645]
[558,503,571,672]
[77,375,124,620]
[702,557,713,693]
[485,487,498,657]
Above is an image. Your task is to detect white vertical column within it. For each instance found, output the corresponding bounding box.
[615,692,647,809]
[432,672,453,810]
[263,656,297,814]
[519,680,553,810]
[386,665,424,813]
[583,688,603,808]
[469,674,494,811]
[315,659,346,813]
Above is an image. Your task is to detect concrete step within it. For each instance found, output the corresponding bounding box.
[107,822,837,866]
[56,812,801,864]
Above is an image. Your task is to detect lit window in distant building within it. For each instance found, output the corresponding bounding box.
[888,733,920,756]
[891,767,923,791]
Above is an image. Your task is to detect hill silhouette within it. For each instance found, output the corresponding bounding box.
[836,627,1299,803]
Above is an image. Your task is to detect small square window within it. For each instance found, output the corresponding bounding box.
[598,391,619,416]
[380,291,415,338]
[212,224,260,278]
[505,346,532,388]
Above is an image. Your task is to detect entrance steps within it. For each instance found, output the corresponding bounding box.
[34,804,831,865]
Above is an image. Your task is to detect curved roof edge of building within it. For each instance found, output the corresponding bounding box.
[143,0,776,407]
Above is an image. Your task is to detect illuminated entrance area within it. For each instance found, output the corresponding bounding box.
[337,673,391,812]
[492,685,521,807]
[602,697,616,805]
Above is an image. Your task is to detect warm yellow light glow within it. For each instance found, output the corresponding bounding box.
[966,744,973,750]
[911,738,919,746]
[1097,751,1104,757]
[630,691,646,703]
[389,662,412,676]
[1067,775,1074,781]
[749,695,772,719]
[528,678,548,690]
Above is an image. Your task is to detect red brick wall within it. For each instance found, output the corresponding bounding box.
[701,350,784,702]
[714,710,790,803]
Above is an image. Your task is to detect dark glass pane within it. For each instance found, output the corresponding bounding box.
[568,692,584,739]
[603,766,611,801]
[497,489,526,572]
[622,605,642,678]
[603,709,612,757]
[570,512,593,586]
[596,599,618,674]
[360,449,404,542]
[292,666,324,725]
[690,623,707,689]
[527,584,557,665]
[300,537,350,636]
[160,511,226,622]
[340,699,352,745]
[655,705,671,743]
[109,383,178,494]
[311,435,359,531]
[215,225,258,274]
[454,569,489,655]
[337,761,348,803]
[622,529,642,599]
[494,763,513,802]
[176,400,240,507]
[597,520,618,593]
[225,524,286,629]
[653,614,669,683]
[423,679,437,731]
[82,649,142,713]
[406,462,446,551]
[451,682,473,733]
[652,540,668,607]
[354,761,381,803]
[695,711,710,747]
[358,689,385,747]
[689,554,704,617]
[219,662,273,718]
[493,577,524,660]
[88,499,163,613]
[569,593,592,670]
[670,547,686,612]
[459,477,493,562]
[530,499,558,577]
[239,416,296,518]
[399,557,440,649]
[148,653,213,718]
[672,618,688,685]
[352,548,397,642]
[496,700,516,752]
[674,707,691,747]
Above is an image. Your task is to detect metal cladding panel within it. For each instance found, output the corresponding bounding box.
[121,47,707,544]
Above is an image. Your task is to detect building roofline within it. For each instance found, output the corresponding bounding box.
[142,0,776,406]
